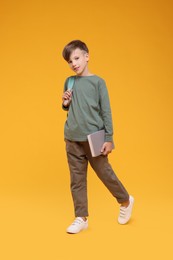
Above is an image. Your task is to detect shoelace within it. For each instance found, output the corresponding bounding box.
[72,218,84,226]
[119,207,127,218]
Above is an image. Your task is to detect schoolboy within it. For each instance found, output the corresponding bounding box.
[62,40,134,234]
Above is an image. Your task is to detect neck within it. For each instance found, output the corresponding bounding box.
[78,71,93,77]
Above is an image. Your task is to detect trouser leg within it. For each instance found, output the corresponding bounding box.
[83,142,129,203]
[65,140,89,217]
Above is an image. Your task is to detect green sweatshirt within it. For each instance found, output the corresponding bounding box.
[62,75,113,142]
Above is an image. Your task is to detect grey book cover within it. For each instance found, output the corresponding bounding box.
[87,130,106,157]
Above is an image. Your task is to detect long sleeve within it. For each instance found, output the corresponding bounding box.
[99,80,113,142]
[62,78,70,111]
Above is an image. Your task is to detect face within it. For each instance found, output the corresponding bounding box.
[68,48,89,76]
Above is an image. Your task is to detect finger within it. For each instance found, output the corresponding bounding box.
[101,144,106,153]
[102,148,107,155]
[66,90,72,96]
[63,92,71,99]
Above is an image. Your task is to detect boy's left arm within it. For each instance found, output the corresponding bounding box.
[99,80,114,156]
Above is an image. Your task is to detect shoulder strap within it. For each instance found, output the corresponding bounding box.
[67,76,75,90]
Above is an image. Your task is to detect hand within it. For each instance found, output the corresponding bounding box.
[62,90,73,107]
[101,142,113,156]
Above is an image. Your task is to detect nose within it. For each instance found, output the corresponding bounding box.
[72,60,77,67]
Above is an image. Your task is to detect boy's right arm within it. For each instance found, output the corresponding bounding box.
[62,78,70,111]
[62,90,73,110]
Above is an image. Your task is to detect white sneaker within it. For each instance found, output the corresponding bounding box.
[118,195,134,224]
[66,217,88,234]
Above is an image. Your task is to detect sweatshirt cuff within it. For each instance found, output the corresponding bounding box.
[62,104,69,111]
[105,134,113,142]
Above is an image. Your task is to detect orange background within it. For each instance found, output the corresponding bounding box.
[0,0,173,259]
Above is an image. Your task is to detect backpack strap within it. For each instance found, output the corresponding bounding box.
[67,76,75,90]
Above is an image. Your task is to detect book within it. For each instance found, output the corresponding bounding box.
[87,130,114,157]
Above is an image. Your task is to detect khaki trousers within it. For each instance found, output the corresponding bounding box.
[65,139,129,217]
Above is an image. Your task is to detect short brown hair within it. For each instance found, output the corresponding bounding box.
[62,40,89,62]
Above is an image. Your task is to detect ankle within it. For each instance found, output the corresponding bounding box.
[81,217,87,221]
[121,200,130,208]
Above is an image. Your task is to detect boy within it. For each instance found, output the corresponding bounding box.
[62,40,134,234]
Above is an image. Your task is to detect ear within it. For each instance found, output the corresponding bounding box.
[85,53,89,61]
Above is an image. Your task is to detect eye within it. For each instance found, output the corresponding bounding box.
[75,57,79,60]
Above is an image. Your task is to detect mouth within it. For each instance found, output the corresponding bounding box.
[74,67,80,72]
